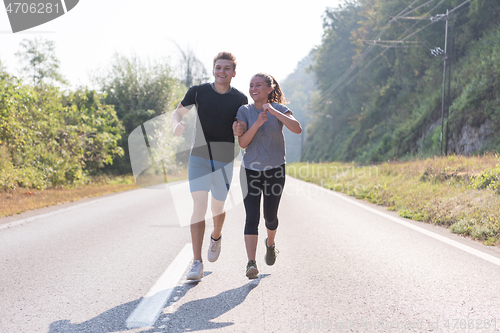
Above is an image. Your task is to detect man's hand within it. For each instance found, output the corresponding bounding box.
[173,121,186,136]
[233,120,246,137]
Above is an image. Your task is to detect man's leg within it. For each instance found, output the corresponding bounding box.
[186,156,214,279]
[211,197,226,240]
[210,160,233,239]
[206,197,225,263]
[207,160,231,254]
[191,191,209,262]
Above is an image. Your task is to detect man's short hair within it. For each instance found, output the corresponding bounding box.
[213,52,237,70]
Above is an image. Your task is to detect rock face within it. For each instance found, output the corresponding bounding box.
[448,120,495,155]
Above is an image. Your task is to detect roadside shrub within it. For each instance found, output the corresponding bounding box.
[470,167,500,193]
[0,74,123,189]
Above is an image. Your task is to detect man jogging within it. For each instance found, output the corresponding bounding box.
[171,52,248,280]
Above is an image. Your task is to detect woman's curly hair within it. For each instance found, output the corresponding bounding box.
[253,73,287,104]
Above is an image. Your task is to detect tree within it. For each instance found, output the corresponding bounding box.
[300,0,500,163]
[94,53,186,174]
[280,54,316,162]
[173,43,209,87]
[303,0,362,162]
[15,37,67,86]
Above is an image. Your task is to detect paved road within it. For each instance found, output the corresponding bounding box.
[1,176,500,332]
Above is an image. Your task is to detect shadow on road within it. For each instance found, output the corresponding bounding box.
[47,272,268,333]
[146,274,269,332]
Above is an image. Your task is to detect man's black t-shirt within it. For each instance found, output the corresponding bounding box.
[181,83,248,163]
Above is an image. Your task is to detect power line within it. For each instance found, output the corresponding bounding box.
[315,0,425,102]
[312,0,471,108]
[391,13,437,50]
[313,0,443,107]
[449,0,471,13]
[393,16,432,20]
[363,40,423,44]
[398,0,439,18]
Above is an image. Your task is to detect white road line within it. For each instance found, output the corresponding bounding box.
[309,180,500,267]
[126,243,193,329]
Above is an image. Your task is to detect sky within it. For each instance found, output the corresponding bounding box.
[0,0,343,98]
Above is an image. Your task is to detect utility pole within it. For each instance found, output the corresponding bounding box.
[444,11,455,156]
[365,9,457,157]
[431,1,469,156]
[439,10,449,156]
[431,10,454,156]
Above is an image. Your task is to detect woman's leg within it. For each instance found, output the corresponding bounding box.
[262,165,285,264]
[245,234,259,261]
[242,167,262,261]
[263,165,286,238]
[266,229,277,248]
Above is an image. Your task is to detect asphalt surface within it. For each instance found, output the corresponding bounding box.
[1,176,500,333]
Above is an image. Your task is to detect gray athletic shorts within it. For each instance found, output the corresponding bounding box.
[188,155,233,201]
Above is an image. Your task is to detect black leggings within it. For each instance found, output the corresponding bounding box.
[241,165,285,235]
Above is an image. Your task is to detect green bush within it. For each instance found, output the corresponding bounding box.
[470,167,500,193]
[0,73,123,189]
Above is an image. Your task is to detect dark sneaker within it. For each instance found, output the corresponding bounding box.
[264,238,279,266]
[186,260,203,280]
[246,260,259,279]
[207,235,222,262]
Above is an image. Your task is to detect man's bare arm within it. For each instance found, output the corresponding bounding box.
[171,103,190,136]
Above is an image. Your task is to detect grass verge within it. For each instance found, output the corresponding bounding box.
[0,171,188,218]
[287,154,500,247]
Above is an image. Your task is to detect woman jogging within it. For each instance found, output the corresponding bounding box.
[234,73,302,279]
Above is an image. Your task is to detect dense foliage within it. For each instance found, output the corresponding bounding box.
[0,73,123,189]
[280,55,317,163]
[301,0,500,163]
[94,54,186,174]
[1,40,203,190]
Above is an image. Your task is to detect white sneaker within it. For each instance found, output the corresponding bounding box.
[186,260,203,280]
[207,235,222,262]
